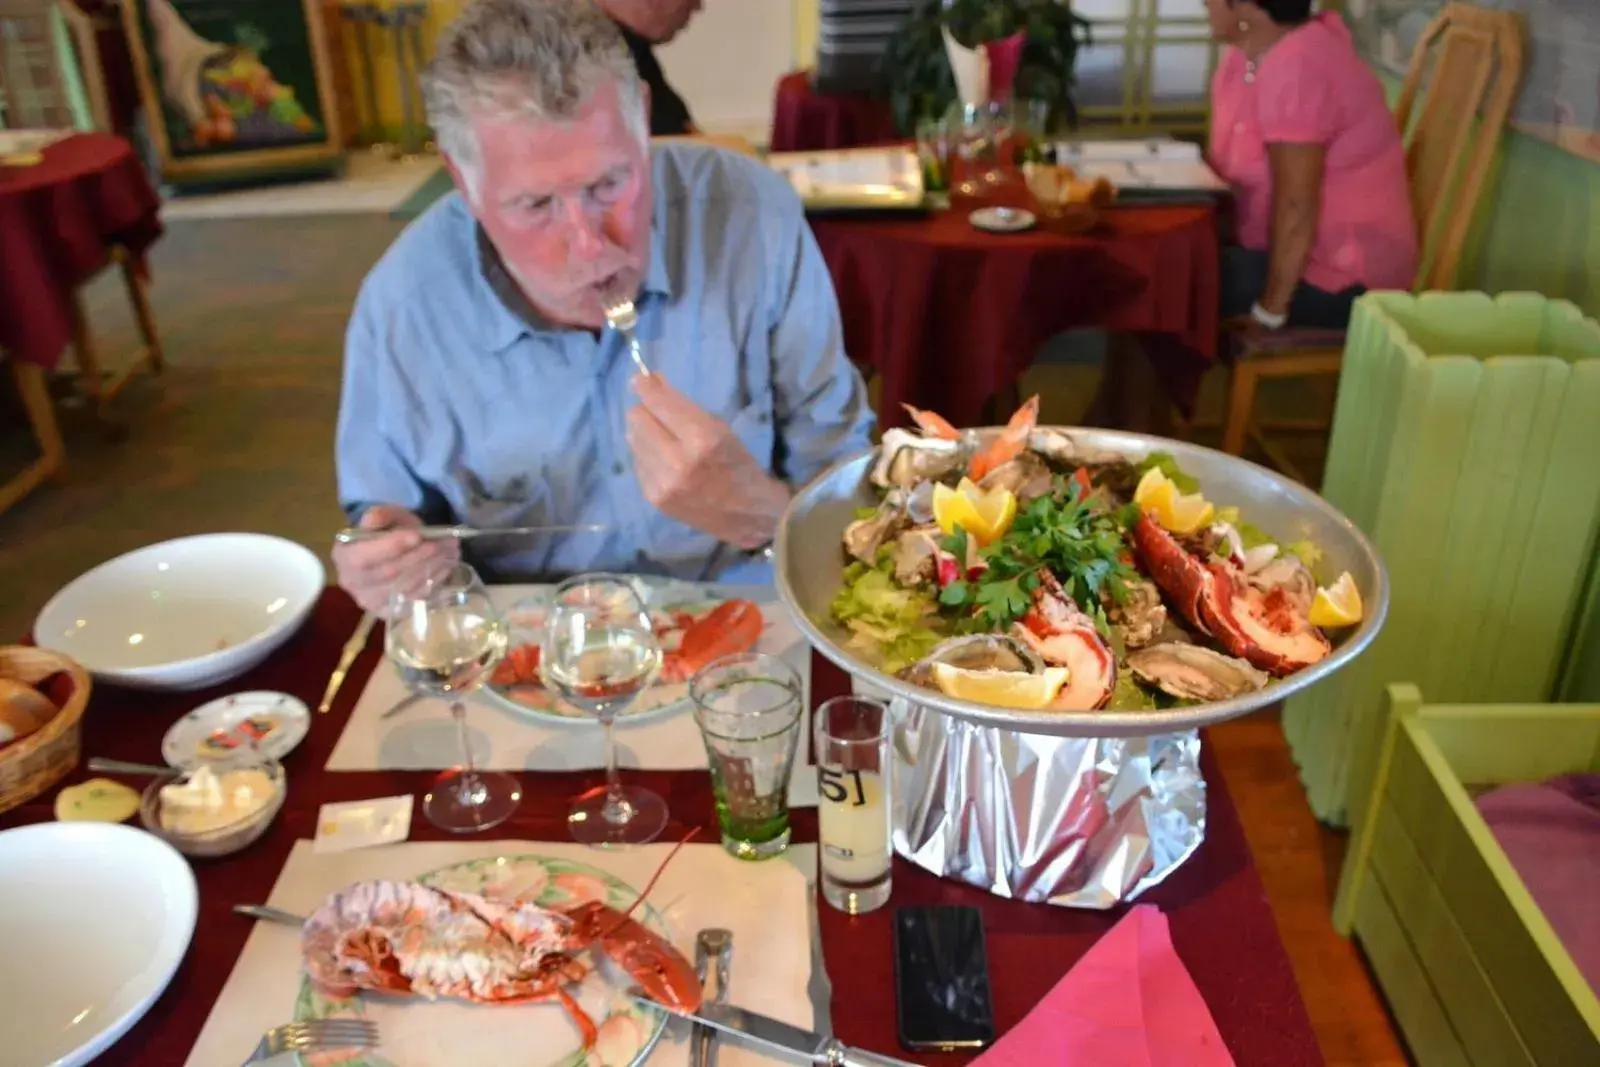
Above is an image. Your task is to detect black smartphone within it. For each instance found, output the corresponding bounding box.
[892,905,997,1051]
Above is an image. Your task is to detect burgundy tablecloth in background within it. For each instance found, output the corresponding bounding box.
[1,589,1320,1065]
[812,201,1220,429]
[770,70,901,153]
[0,133,162,369]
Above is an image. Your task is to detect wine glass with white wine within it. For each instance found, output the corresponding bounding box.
[385,561,521,833]
[541,573,668,846]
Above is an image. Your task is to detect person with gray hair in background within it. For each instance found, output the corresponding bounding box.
[330,0,874,613]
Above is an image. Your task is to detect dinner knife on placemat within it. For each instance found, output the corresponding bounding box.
[629,993,919,1067]
[318,612,375,714]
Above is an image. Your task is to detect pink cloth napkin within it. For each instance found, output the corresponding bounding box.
[973,905,1235,1067]
[982,32,1026,102]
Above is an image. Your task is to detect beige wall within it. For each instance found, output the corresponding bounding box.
[336,0,814,144]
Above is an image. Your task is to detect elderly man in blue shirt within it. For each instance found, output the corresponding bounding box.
[332,0,874,613]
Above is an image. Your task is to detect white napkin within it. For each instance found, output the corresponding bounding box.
[327,584,820,807]
[943,25,989,109]
[184,841,822,1067]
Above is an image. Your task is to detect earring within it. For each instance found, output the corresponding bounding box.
[1237,19,1250,31]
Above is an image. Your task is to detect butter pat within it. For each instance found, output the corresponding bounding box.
[159,764,278,835]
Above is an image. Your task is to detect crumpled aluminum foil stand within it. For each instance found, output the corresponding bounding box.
[888,698,1207,909]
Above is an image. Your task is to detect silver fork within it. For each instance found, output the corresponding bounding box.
[243,1018,379,1064]
[602,285,651,377]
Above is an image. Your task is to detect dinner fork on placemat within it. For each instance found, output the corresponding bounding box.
[242,1018,379,1064]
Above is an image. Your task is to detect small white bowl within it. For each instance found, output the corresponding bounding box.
[139,754,286,858]
[33,533,324,692]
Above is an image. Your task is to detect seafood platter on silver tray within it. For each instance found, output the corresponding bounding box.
[773,395,1388,908]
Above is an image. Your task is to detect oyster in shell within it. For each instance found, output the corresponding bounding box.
[890,526,942,587]
[870,428,968,489]
[843,499,909,564]
[1126,643,1269,702]
[977,451,1055,501]
[900,634,1045,690]
[1108,577,1168,650]
[1248,555,1316,615]
[1027,428,1121,470]
[903,480,937,525]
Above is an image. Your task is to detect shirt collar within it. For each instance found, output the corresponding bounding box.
[474,166,674,353]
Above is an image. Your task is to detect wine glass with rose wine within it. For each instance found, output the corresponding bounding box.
[541,573,668,846]
[385,561,521,832]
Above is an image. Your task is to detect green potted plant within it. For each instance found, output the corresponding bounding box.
[881,0,1093,137]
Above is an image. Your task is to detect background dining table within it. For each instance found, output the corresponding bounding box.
[811,198,1221,430]
[0,132,162,373]
[0,588,1324,1065]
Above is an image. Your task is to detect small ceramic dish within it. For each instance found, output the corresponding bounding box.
[969,205,1037,233]
[138,753,286,858]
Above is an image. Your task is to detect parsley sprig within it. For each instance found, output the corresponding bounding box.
[936,476,1137,634]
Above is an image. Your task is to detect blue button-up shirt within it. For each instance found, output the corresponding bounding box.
[336,142,874,585]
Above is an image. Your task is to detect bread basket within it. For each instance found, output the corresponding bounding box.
[0,647,90,815]
[1022,162,1117,235]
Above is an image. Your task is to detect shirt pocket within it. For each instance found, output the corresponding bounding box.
[454,461,555,531]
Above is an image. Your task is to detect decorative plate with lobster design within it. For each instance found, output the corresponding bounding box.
[292,854,672,1067]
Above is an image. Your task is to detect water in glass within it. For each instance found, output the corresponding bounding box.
[690,652,803,861]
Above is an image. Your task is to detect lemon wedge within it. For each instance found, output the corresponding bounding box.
[1163,494,1215,535]
[1133,467,1173,508]
[932,479,1017,546]
[1309,572,1362,628]
[1133,468,1215,535]
[931,663,1071,708]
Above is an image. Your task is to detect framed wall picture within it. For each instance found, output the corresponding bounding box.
[121,0,343,181]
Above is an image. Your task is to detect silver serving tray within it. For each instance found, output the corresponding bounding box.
[774,427,1388,738]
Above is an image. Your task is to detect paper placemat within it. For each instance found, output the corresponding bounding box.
[184,840,821,1067]
[327,585,819,807]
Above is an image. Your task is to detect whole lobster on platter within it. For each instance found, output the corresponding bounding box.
[300,840,701,1050]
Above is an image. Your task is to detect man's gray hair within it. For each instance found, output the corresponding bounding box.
[422,0,647,187]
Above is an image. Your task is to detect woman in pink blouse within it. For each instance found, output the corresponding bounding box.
[1205,0,1417,331]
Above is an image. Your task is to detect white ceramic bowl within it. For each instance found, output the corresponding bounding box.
[0,822,198,1066]
[34,533,324,691]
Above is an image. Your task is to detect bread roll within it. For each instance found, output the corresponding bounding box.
[0,677,58,745]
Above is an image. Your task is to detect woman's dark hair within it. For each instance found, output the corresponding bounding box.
[1251,0,1313,25]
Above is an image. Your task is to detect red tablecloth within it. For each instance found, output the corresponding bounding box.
[0,133,162,370]
[771,70,901,153]
[812,201,1220,429]
[0,589,1321,1066]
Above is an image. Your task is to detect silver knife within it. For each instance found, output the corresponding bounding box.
[334,523,608,544]
[318,612,375,714]
[629,994,920,1067]
[692,929,733,1067]
[233,904,306,926]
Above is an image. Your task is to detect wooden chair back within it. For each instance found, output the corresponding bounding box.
[1393,2,1526,291]
[55,0,108,131]
[0,0,74,128]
